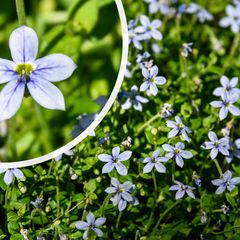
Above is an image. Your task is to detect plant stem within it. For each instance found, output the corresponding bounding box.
[213,159,223,177]
[154,199,181,230]
[136,114,160,136]
[15,0,26,25]
[116,211,122,229]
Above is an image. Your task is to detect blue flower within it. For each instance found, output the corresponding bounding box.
[121,85,149,112]
[144,0,159,14]
[181,42,193,57]
[210,92,240,120]
[211,170,240,194]
[169,180,195,199]
[160,103,174,118]
[0,168,24,185]
[219,4,240,33]
[98,146,132,175]
[213,76,240,97]
[141,149,169,173]
[140,66,166,96]
[55,149,74,161]
[136,52,151,69]
[226,138,240,163]
[30,197,42,209]
[162,142,193,168]
[0,26,77,120]
[135,15,163,40]
[125,61,132,78]
[128,29,143,50]
[202,131,230,160]
[185,3,213,23]
[75,212,106,240]
[105,178,138,211]
[166,116,191,142]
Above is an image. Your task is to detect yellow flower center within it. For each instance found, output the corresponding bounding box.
[15,63,35,81]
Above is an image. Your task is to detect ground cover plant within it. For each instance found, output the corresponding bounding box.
[1,0,240,239]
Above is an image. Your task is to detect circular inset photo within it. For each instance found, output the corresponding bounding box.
[0,0,127,165]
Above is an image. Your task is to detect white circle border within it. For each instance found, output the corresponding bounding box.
[0,0,128,169]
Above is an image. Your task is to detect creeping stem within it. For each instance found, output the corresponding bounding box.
[15,0,27,26]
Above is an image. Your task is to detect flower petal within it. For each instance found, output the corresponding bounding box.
[115,162,128,176]
[86,212,95,225]
[143,162,154,173]
[0,80,25,121]
[0,59,17,84]
[102,162,114,174]
[93,228,103,237]
[98,154,112,162]
[12,168,24,180]
[118,199,127,211]
[4,170,13,185]
[27,78,65,110]
[75,221,89,230]
[117,151,132,161]
[9,26,38,63]
[94,217,106,227]
[32,54,77,82]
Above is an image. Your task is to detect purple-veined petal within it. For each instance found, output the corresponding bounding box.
[175,142,185,149]
[140,15,150,27]
[231,177,240,185]
[152,19,162,28]
[230,77,238,87]
[162,144,174,152]
[122,192,133,202]
[208,131,218,142]
[102,162,114,174]
[155,162,166,173]
[166,120,176,128]
[111,178,120,187]
[219,107,228,120]
[93,228,103,237]
[32,54,77,82]
[0,80,25,121]
[151,30,162,40]
[175,155,184,168]
[181,130,190,142]
[136,95,148,103]
[122,181,134,191]
[94,217,106,227]
[168,128,179,138]
[155,76,166,85]
[220,75,230,88]
[111,193,121,206]
[219,147,229,156]
[0,59,17,84]
[27,78,65,110]
[140,81,150,92]
[86,212,95,225]
[142,157,151,163]
[152,149,160,158]
[115,162,128,176]
[227,183,235,192]
[98,154,112,162]
[180,150,193,159]
[215,185,226,194]
[150,65,158,77]
[213,87,223,96]
[175,116,182,123]
[12,168,24,180]
[169,185,179,191]
[118,151,132,161]
[118,199,127,211]
[112,146,120,159]
[133,101,142,112]
[186,189,195,199]
[149,82,158,96]
[175,189,185,199]
[0,168,7,174]
[143,162,154,173]
[105,187,116,194]
[82,230,88,240]
[223,170,232,181]
[229,105,240,116]
[142,67,150,79]
[75,221,89,230]
[211,179,224,186]
[210,148,218,159]
[121,99,132,110]
[4,170,13,185]
[210,101,223,108]
[9,26,38,63]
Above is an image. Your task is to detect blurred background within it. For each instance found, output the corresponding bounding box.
[0,0,122,161]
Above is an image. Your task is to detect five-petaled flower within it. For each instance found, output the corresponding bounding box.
[75,212,106,240]
[211,170,240,194]
[140,65,166,96]
[98,146,132,175]
[162,142,193,168]
[0,168,24,185]
[141,149,169,173]
[169,180,195,199]
[166,116,191,142]
[105,178,138,211]
[0,26,77,120]
[202,131,230,160]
